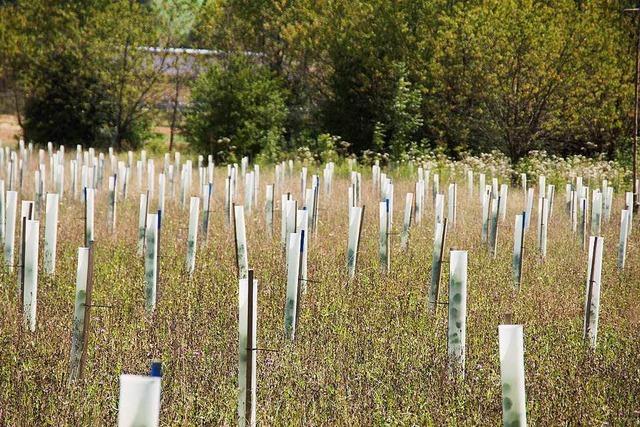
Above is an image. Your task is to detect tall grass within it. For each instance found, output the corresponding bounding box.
[0,159,638,425]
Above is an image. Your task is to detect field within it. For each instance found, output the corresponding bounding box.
[0,153,639,426]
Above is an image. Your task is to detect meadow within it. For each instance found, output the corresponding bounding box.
[0,148,638,426]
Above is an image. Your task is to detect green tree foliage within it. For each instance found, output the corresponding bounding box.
[555,1,633,158]
[152,0,204,42]
[0,0,636,159]
[183,55,288,162]
[0,0,173,149]
[427,0,634,161]
[196,0,635,161]
[23,53,117,147]
[387,63,424,160]
[429,0,580,159]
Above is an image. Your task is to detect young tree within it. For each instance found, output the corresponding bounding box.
[184,55,288,162]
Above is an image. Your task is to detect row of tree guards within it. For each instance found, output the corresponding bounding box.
[0,140,633,426]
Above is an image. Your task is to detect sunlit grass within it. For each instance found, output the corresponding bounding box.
[0,161,638,425]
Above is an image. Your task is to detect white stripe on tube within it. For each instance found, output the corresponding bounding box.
[498,325,527,427]
[186,197,200,275]
[347,206,363,279]
[234,205,249,280]
[513,214,525,287]
[23,219,39,332]
[618,210,630,270]
[44,193,59,274]
[144,214,159,312]
[4,190,17,271]
[118,375,161,427]
[447,250,468,378]
[85,188,95,245]
[584,236,604,349]
[284,232,301,340]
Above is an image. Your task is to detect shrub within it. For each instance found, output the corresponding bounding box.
[184,55,288,163]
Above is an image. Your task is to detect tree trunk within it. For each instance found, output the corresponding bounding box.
[169,60,181,153]
[12,86,24,133]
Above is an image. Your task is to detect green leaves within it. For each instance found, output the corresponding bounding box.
[184,55,288,162]
[1,0,635,158]
[429,0,633,160]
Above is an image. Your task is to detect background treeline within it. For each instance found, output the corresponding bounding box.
[0,0,636,163]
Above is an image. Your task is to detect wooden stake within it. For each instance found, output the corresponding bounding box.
[19,214,26,309]
[429,218,448,314]
[584,237,598,340]
[245,269,255,426]
[503,312,513,325]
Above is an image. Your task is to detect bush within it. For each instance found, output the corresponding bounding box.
[184,55,288,163]
[284,132,351,164]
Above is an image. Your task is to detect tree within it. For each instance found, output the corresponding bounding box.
[194,0,438,156]
[183,55,288,162]
[23,52,117,146]
[1,0,173,150]
[386,63,424,159]
[2,0,635,158]
[87,0,169,150]
[317,0,435,155]
[428,0,633,160]
[554,1,633,157]
[152,0,206,151]
[429,1,573,159]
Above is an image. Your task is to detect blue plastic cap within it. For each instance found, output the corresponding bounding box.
[150,361,162,377]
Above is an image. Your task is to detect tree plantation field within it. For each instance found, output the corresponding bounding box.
[0,150,639,426]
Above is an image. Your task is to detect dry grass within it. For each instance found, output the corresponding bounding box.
[0,114,184,151]
[0,114,20,144]
[0,161,638,425]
